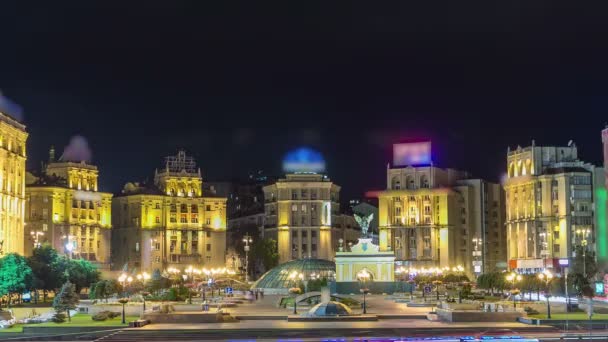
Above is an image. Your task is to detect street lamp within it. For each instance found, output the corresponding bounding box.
[288,271,303,314]
[136,271,151,312]
[505,272,522,309]
[576,228,591,276]
[243,234,253,283]
[538,270,554,319]
[357,269,371,314]
[30,231,44,249]
[118,274,133,297]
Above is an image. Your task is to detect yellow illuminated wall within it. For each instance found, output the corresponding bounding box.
[112,154,226,272]
[0,112,27,255]
[25,161,112,266]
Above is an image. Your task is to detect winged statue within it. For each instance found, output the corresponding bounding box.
[354,213,374,237]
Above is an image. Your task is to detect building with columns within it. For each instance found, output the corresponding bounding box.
[25,147,112,266]
[376,142,506,278]
[0,112,27,256]
[504,142,602,274]
[111,151,226,272]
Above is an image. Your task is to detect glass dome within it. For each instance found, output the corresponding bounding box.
[252,259,335,294]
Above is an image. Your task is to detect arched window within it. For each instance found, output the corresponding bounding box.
[406,175,415,190]
[391,176,401,190]
[420,175,429,188]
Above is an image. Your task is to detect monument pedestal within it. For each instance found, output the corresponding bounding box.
[334,238,396,294]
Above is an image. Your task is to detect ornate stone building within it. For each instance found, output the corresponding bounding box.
[377,142,506,278]
[505,142,602,273]
[262,173,359,264]
[0,112,27,255]
[112,151,226,272]
[25,148,113,266]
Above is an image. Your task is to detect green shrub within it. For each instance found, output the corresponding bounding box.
[524,306,539,315]
[52,312,67,323]
[92,312,109,321]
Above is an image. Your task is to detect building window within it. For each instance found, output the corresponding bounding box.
[292,192,298,200]
[311,230,317,238]
[424,217,431,224]
[155,242,161,250]
[312,243,317,251]
[424,206,431,215]
[206,218,211,225]
[135,242,140,252]
[42,208,48,219]
[191,241,197,251]
[206,205,211,211]
[292,204,298,212]
[155,256,161,263]
[42,224,48,232]
[180,214,187,223]
[302,230,308,238]
[180,204,188,212]
[155,216,160,223]
[206,256,211,263]
[301,204,306,212]
[206,244,211,252]
[553,244,560,253]
[170,204,177,212]
[292,230,298,238]
[191,204,198,212]
[155,203,161,209]
[191,214,198,223]
[206,231,211,238]
[170,214,177,223]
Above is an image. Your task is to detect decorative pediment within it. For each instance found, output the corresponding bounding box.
[349,238,379,254]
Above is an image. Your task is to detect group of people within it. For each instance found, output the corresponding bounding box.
[245,289,264,302]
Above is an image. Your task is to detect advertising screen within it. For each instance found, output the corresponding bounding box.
[393,142,432,166]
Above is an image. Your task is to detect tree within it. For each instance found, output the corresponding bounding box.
[571,245,598,298]
[476,271,505,296]
[89,280,118,303]
[27,244,62,302]
[251,238,279,273]
[54,257,101,293]
[53,281,79,322]
[149,269,170,294]
[0,253,34,308]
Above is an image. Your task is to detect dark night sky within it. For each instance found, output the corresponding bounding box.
[2,2,608,204]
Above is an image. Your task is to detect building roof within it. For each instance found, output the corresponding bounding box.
[252,259,336,291]
[543,166,591,175]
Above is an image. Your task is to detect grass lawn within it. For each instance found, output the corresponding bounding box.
[530,313,608,320]
[0,313,139,333]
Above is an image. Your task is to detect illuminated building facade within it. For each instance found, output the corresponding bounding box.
[263,173,359,264]
[25,148,112,266]
[377,142,506,278]
[0,112,27,255]
[505,142,602,273]
[112,151,226,272]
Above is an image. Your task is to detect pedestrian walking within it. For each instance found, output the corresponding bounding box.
[255,290,259,300]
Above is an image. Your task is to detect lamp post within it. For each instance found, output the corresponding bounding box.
[30,231,44,249]
[576,228,590,276]
[184,266,194,304]
[136,271,151,312]
[505,272,522,309]
[118,274,133,297]
[357,269,371,314]
[288,271,303,314]
[538,270,554,319]
[243,234,253,283]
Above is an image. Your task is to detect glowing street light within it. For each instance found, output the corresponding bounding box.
[505,272,522,309]
[538,270,554,319]
[243,234,253,282]
[357,269,372,314]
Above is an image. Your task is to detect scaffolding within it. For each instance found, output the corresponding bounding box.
[164,150,196,173]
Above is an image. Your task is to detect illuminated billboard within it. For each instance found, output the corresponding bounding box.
[393,141,432,167]
[282,147,326,174]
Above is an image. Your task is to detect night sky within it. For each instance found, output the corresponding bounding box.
[2,2,608,204]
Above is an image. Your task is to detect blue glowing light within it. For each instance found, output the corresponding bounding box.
[282,147,326,174]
